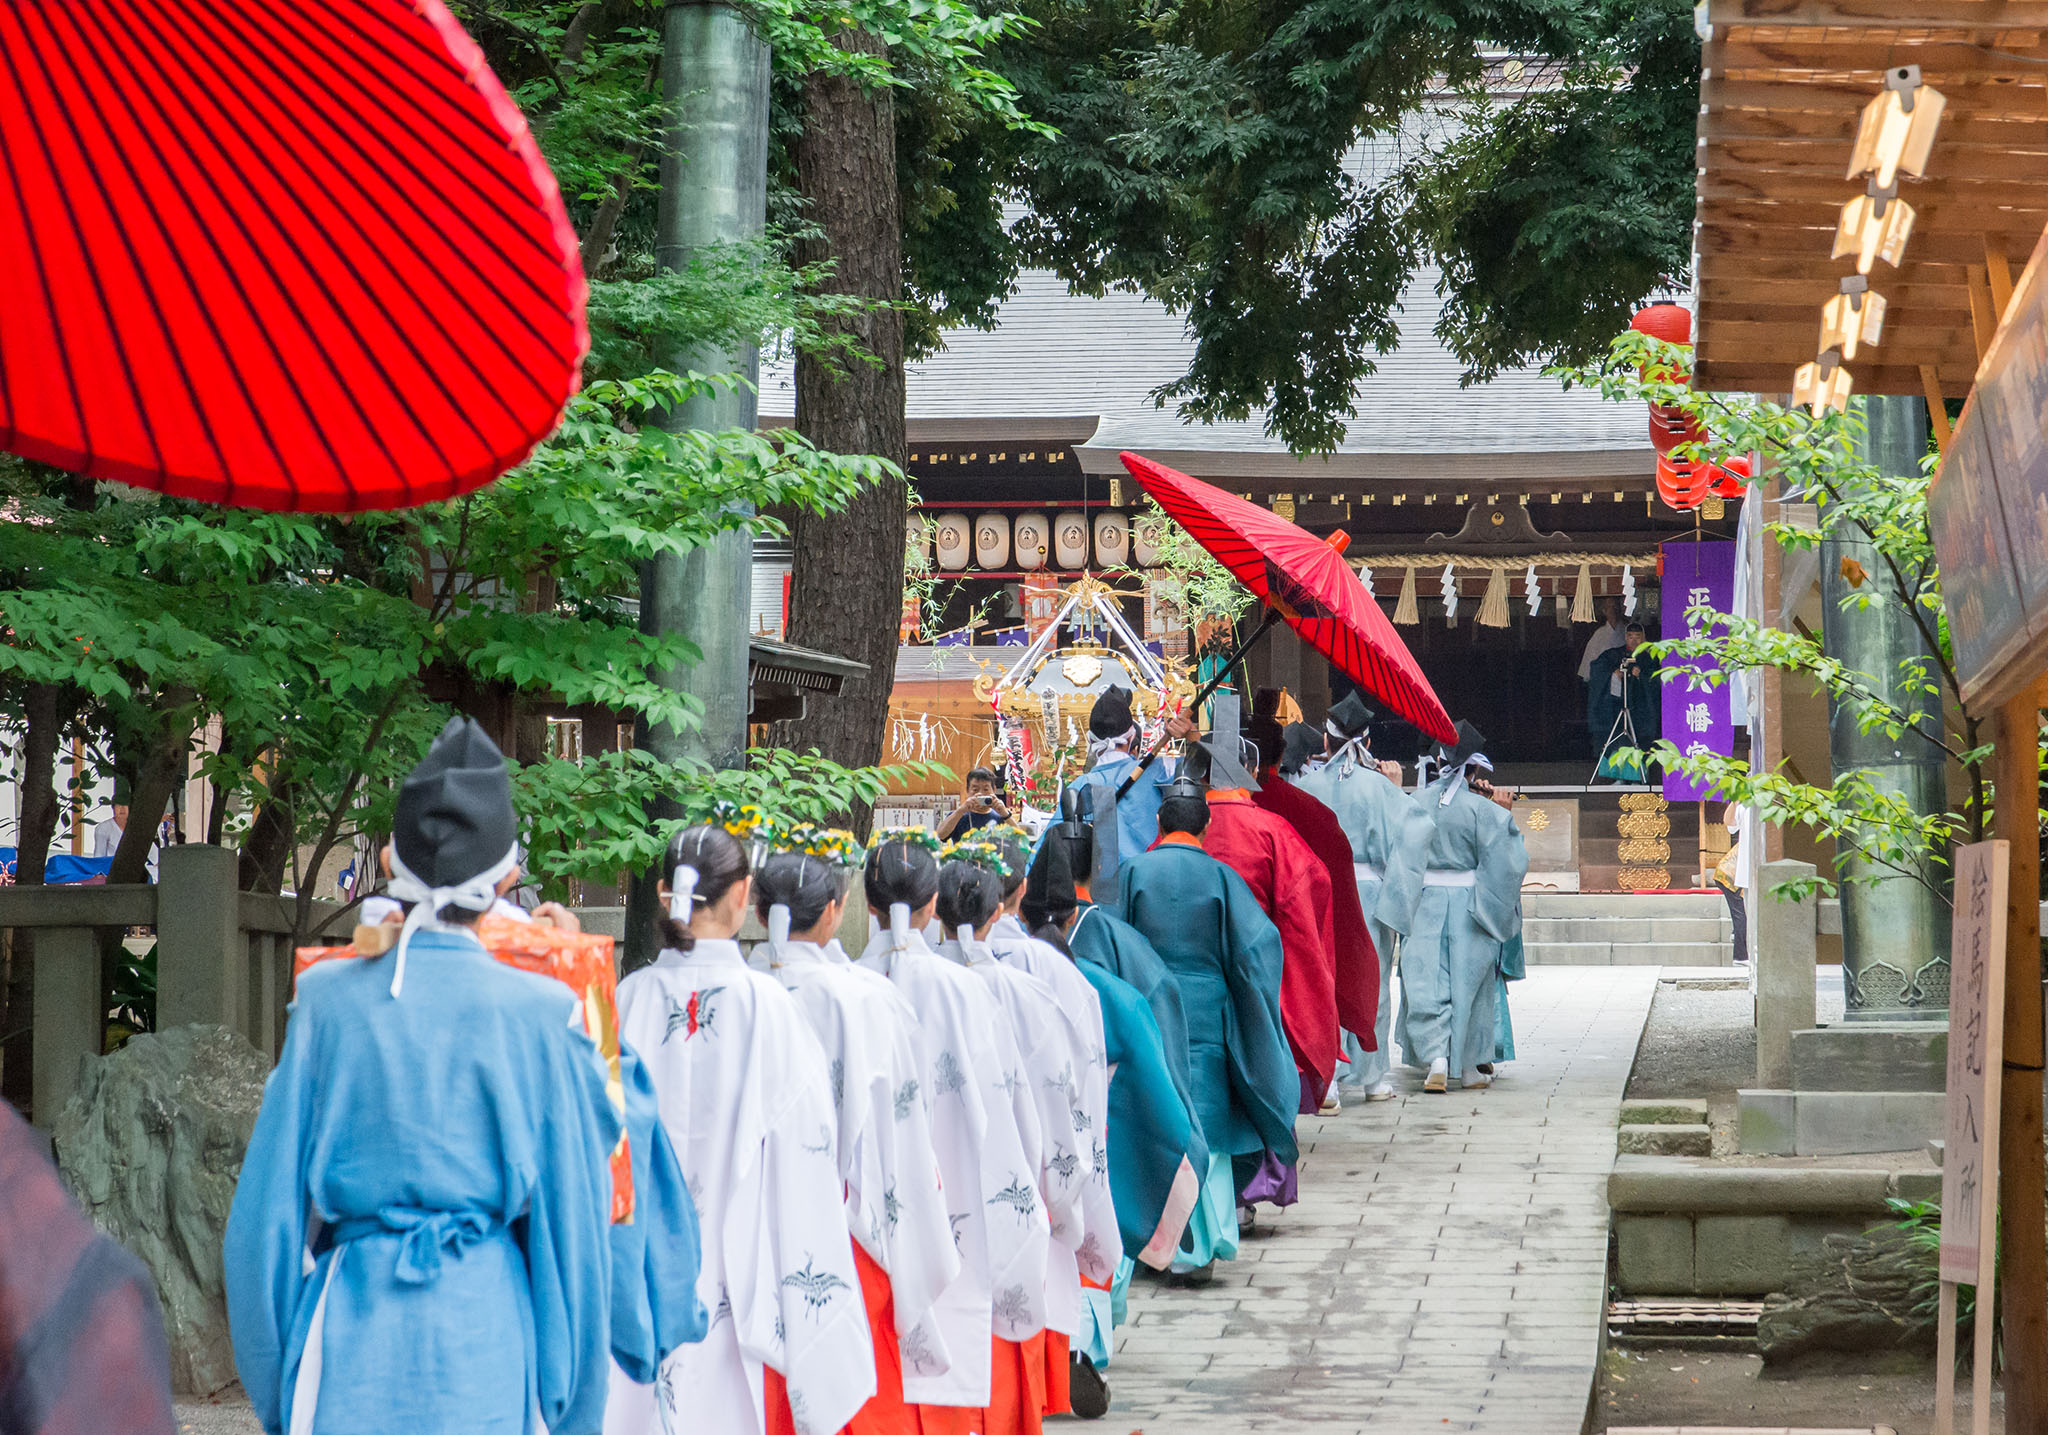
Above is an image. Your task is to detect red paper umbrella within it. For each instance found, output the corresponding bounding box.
[1119,453,1455,744]
[0,0,585,512]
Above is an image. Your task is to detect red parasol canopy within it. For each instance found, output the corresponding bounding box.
[0,0,586,512]
[1120,453,1456,744]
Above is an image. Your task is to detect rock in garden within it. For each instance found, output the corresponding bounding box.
[1756,1224,1938,1368]
[52,1023,269,1397]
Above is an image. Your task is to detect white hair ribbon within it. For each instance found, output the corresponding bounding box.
[385,840,520,999]
[668,864,700,923]
[767,902,792,956]
[889,901,912,946]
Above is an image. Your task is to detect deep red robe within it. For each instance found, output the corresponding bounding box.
[1252,769,1381,1052]
[1200,790,1340,1093]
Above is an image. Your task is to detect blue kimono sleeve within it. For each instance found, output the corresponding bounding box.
[610,1044,708,1383]
[523,1021,627,1435]
[1077,962,1199,1264]
[1070,907,1205,1170]
[224,993,321,1435]
[1376,793,1436,936]
[1215,870,1300,1165]
[1472,812,1530,944]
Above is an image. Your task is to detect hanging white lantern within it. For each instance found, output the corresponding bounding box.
[974,513,1011,569]
[1093,510,1130,568]
[1013,512,1049,571]
[906,513,932,566]
[933,513,972,571]
[1053,511,1090,569]
[1133,512,1167,567]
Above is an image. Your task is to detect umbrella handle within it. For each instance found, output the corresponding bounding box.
[1114,607,1285,800]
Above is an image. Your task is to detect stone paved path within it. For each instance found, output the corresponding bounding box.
[1104,965,1662,1434]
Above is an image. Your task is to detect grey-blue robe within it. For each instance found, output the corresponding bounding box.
[1381,777,1529,1075]
[1294,753,1417,1086]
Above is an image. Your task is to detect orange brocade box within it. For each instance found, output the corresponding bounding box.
[294,914,635,1224]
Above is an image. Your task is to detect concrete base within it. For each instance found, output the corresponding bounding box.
[1737,1087,1945,1156]
[1608,1154,1941,1296]
[1619,1124,1712,1156]
[1620,1098,1710,1126]
[1790,1021,1947,1092]
[1523,892,1734,966]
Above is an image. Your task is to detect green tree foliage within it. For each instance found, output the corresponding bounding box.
[1558,332,1989,905]
[894,0,1699,453]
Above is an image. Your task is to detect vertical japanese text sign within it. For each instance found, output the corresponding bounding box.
[1659,541,1737,802]
[1940,840,2008,1284]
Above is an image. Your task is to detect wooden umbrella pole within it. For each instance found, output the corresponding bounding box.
[1115,607,1284,800]
[1997,682,2048,1426]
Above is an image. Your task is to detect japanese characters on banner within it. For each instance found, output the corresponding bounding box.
[1940,840,2008,1285]
[1659,540,1737,802]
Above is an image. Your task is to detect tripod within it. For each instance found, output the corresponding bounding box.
[1588,659,1647,785]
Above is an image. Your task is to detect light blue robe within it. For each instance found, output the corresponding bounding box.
[1294,756,1418,1087]
[225,928,622,1435]
[609,1044,708,1384]
[1065,750,1176,871]
[1381,780,1530,1076]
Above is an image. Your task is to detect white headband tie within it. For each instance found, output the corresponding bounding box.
[385,840,520,999]
[668,864,700,923]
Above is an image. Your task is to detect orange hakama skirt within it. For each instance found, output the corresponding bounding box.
[766,1246,980,1435]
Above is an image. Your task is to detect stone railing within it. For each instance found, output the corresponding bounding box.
[0,844,345,1126]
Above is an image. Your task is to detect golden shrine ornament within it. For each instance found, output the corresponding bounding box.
[1060,653,1104,688]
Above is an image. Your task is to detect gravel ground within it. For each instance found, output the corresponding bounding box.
[1624,968,1848,1155]
[1592,1344,2002,1434]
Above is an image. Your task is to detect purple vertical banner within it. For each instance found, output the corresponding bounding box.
[1660,540,1736,802]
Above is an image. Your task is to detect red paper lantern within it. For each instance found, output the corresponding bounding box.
[1630,303,1692,345]
[1656,452,1711,511]
[1648,403,1704,455]
[1709,454,1753,499]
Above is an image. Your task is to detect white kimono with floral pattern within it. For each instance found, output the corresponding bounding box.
[611,941,874,1435]
[761,938,960,1375]
[859,924,1050,1406]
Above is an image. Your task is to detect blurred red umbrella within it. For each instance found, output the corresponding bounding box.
[0,0,586,512]
[1119,452,1456,745]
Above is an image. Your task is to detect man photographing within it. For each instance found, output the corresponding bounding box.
[937,765,1011,838]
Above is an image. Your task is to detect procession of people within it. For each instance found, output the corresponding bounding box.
[223,681,1528,1435]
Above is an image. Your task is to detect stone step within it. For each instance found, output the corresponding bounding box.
[1618,1123,1713,1157]
[1525,941,1733,967]
[1523,915,1732,943]
[1620,1098,1710,1127]
[1523,892,1728,919]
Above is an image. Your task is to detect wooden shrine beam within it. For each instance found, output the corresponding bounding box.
[1708,0,2048,29]
[1714,37,2048,79]
[1696,253,1973,286]
[1698,223,2043,267]
[1698,298,1975,329]
[1700,141,2048,184]
[1702,173,2048,210]
[1702,76,2048,121]
[1694,319,1979,364]
[1691,360,1979,395]
[1702,105,2048,147]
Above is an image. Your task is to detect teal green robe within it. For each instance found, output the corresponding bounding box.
[1067,902,1205,1168]
[1113,844,1298,1166]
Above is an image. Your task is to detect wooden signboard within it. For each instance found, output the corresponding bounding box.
[1929,223,2048,707]
[1936,840,2008,1435]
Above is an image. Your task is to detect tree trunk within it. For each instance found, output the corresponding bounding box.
[108,702,193,886]
[238,778,297,895]
[3,683,68,1110]
[774,41,908,832]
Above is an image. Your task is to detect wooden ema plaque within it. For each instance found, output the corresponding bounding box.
[296,914,634,1224]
